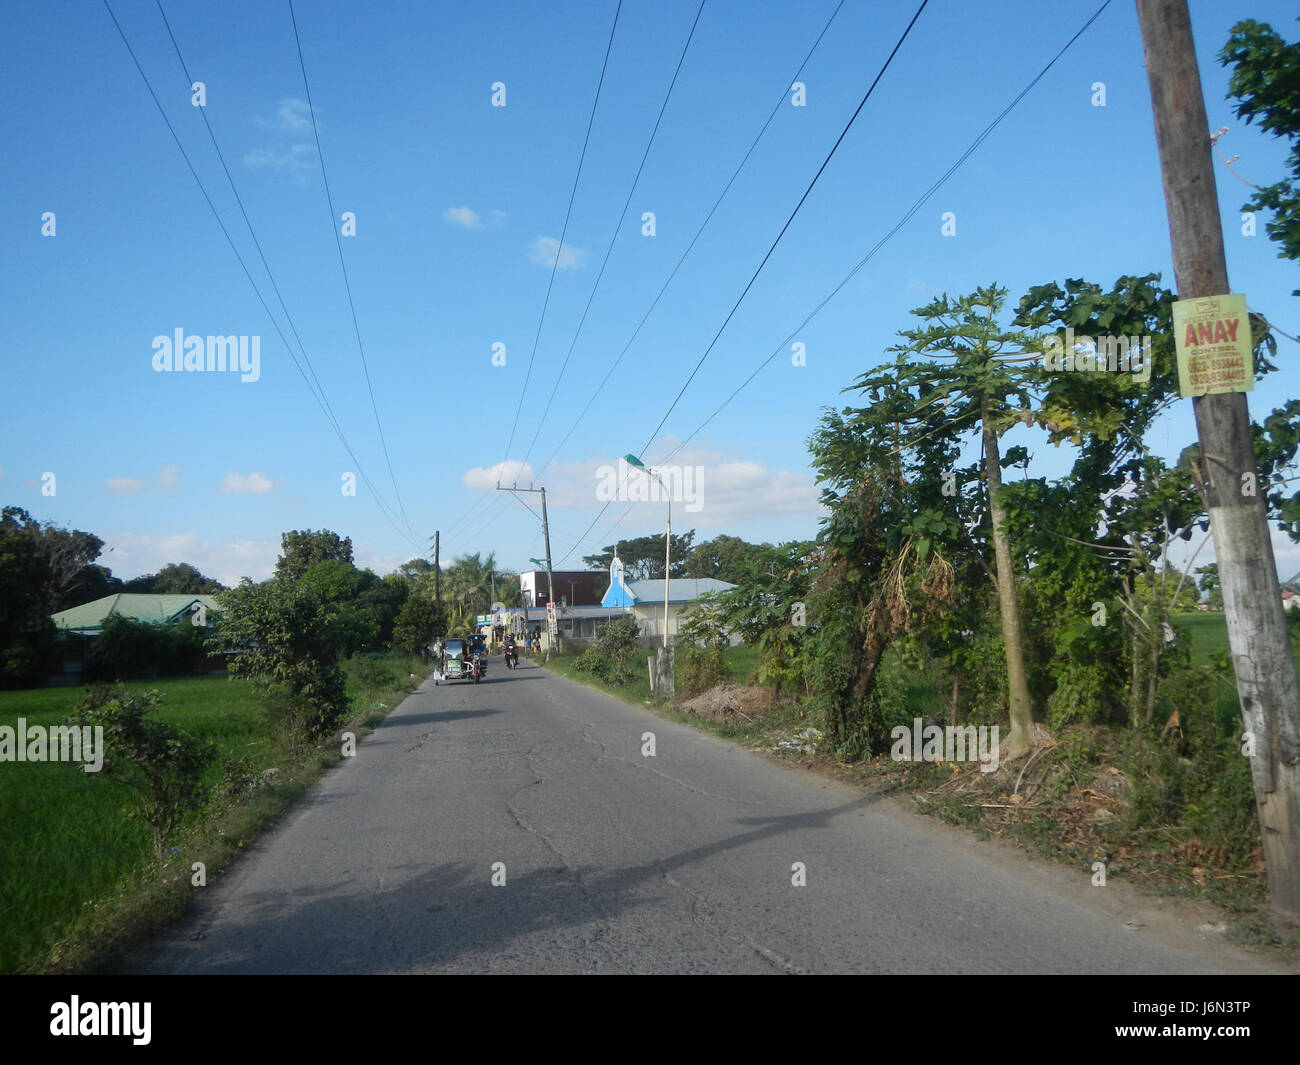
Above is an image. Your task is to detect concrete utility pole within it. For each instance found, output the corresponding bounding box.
[540,487,558,655]
[499,484,558,656]
[1137,0,1300,915]
[663,492,671,649]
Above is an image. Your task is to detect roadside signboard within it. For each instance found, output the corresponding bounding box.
[1172,293,1253,397]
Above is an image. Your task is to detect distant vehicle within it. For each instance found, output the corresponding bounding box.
[468,634,489,676]
[435,638,480,684]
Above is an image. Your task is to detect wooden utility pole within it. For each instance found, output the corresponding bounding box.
[1137,0,1300,914]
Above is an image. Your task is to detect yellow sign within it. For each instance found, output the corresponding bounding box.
[1172,293,1253,397]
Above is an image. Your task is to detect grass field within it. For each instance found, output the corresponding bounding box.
[0,656,425,973]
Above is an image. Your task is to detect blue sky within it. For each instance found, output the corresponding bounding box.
[2,0,1297,586]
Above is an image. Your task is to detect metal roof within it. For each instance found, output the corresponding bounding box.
[623,578,736,605]
[51,593,222,633]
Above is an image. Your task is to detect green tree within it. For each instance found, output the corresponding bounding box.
[211,578,352,743]
[0,506,56,688]
[1196,563,1224,609]
[874,285,1040,758]
[684,534,793,585]
[74,563,124,603]
[807,353,973,754]
[583,531,695,581]
[396,558,434,582]
[298,560,382,655]
[128,562,225,595]
[1014,273,1280,727]
[275,529,354,581]
[1220,18,1300,293]
[392,594,447,654]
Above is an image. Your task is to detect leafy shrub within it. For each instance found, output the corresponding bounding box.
[571,648,612,681]
[70,685,215,858]
[678,642,730,699]
[1120,664,1257,858]
[591,616,643,685]
[87,615,208,682]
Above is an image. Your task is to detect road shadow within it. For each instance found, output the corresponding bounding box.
[388,708,504,727]
[129,794,883,974]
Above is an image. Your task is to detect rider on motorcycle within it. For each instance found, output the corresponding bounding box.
[503,634,518,669]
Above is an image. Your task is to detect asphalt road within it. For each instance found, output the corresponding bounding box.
[132,659,1280,974]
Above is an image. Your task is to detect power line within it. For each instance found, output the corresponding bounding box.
[555,0,920,562]
[532,0,849,482]
[561,0,1114,565]
[288,0,417,542]
[152,0,419,552]
[657,0,1115,468]
[501,0,624,471]
[101,0,422,552]
[519,0,708,466]
[636,0,930,458]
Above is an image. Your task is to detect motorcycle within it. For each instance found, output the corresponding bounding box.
[503,644,518,670]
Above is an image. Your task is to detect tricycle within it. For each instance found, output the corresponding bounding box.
[435,638,480,684]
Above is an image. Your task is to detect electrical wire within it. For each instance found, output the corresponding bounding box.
[288,0,418,543]
[501,0,624,473]
[519,0,708,467]
[101,0,422,552]
[532,0,850,483]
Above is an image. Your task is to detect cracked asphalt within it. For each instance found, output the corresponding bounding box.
[131,660,1279,974]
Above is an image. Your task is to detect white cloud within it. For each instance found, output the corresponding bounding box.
[444,206,481,229]
[243,144,317,183]
[354,545,406,576]
[105,477,145,497]
[256,97,313,132]
[221,471,274,495]
[158,465,179,495]
[529,236,586,269]
[105,531,277,587]
[546,440,825,529]
[487,209,507,225]
[462,460,532,491]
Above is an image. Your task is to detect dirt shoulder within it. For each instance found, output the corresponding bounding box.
[666,680,1300,971]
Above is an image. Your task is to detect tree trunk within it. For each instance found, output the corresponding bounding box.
[982,394,1035,759]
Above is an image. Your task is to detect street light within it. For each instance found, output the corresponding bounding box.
[624,453,670,648]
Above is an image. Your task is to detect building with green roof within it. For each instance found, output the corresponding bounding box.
[51,593,222,636]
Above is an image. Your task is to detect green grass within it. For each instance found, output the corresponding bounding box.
[0,677,269,973]
[1171,611,1231,666]
[541,644,760,709]
[723,644,760,685]
[1170,611,1300,734]
[0,654,427,973]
